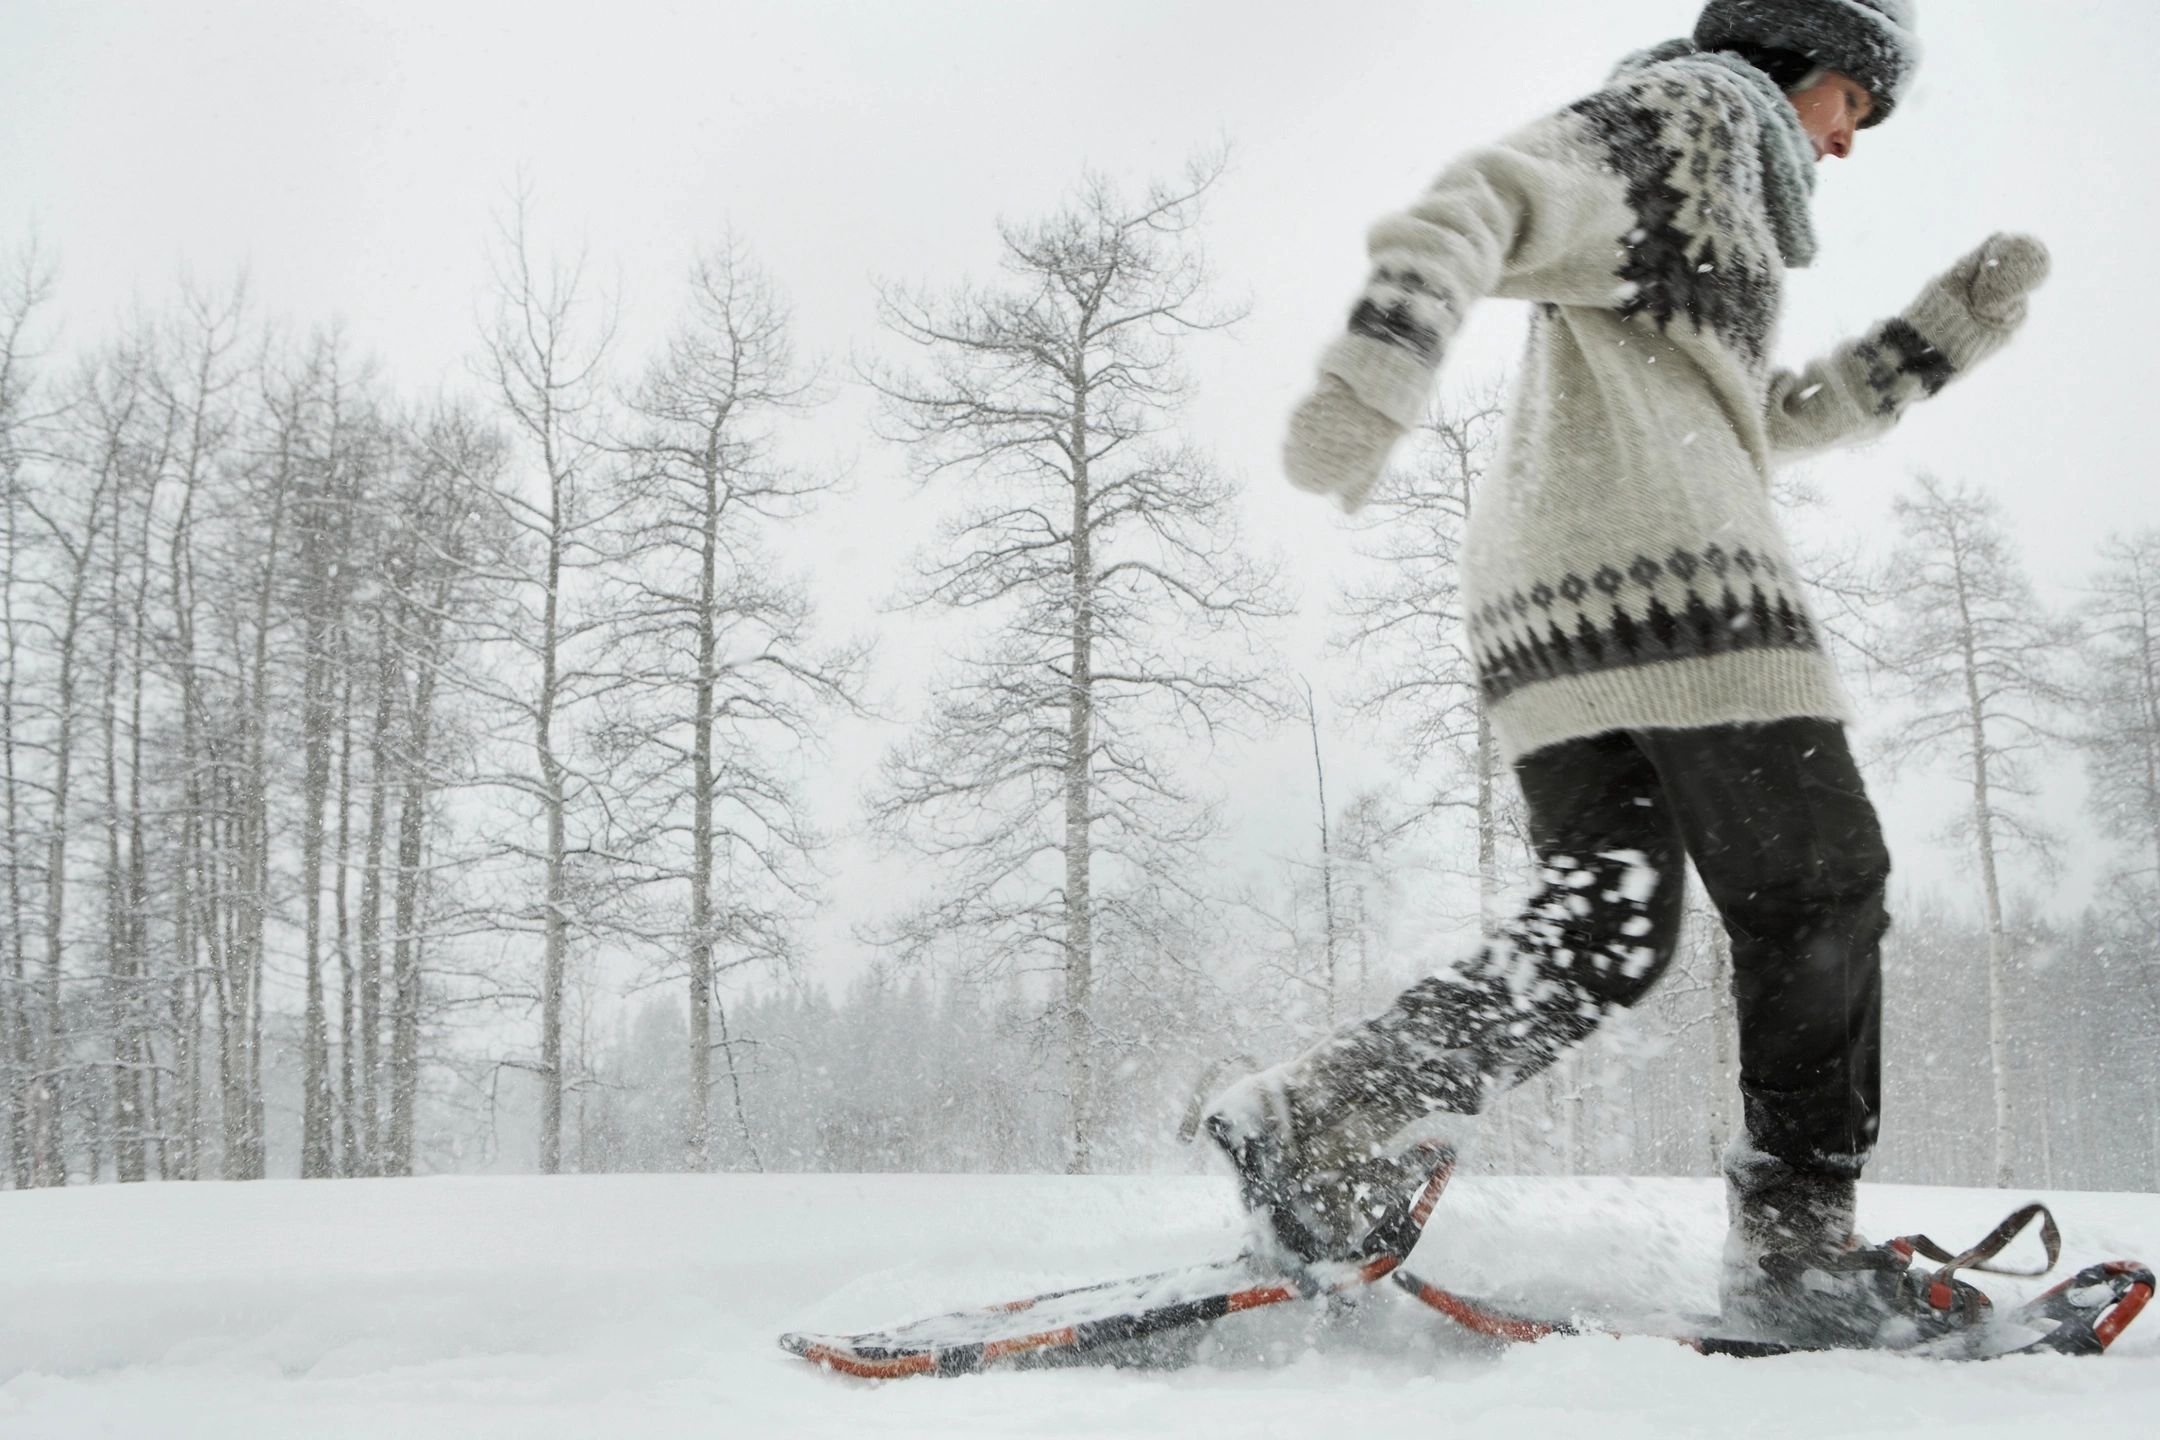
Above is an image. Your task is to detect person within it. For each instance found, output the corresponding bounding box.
[1205,0,2050,1347]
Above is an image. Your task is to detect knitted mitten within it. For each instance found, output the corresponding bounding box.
[1283,374,1405,514]
[1902,232,2051,368]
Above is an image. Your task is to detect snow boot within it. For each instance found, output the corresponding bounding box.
[1721,1156,1996,1349]
[1202,1040,1479,1268]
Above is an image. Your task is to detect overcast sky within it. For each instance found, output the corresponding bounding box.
[5,0,2155,981]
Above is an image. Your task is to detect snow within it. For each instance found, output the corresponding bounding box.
[2,1172,2155,1438]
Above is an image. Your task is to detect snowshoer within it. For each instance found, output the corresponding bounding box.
[1207,0,2052,1349]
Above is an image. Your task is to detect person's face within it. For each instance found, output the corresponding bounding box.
[1787,70,1875,161]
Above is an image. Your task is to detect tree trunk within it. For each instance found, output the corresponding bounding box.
[166,457,205,1182]
[2135,557,2160,895]
[335,663,358,1177]
[357,629,395,1174]
[298,589,336,1176]
[37,547,94,1186]
[1305,683,1339,1026]
[229,450,292,1180]
[1062,397,1095,1176]
[211,774,248,1179]
[101,488,146,1182]
[386,779,424,1176]
[712,992,762,1172]
[1955,573,2015,1188]
[536,474,569,1177]
[387,606,439,1177]
[684,440,722,1172]
[122,486,156,1178]
[2,479,31,1188]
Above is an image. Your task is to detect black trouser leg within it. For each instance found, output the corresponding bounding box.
[1310,729,1687,1137]
[1634,719,1889,1180]
[1314,719,1886,1185]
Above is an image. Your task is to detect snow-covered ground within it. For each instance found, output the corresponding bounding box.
[1,1170,2154,1438]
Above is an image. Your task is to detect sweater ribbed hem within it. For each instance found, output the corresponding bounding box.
[1490,648,1854,764]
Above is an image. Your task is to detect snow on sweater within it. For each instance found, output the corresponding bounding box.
[1320,55,2023,762]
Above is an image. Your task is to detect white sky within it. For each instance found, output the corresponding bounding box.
[5,0,2156,986]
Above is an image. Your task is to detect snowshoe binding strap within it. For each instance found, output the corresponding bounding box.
[1890,1202,2062,1282]
[1224,1138,1455,1274]
[1358,1142,1456,1264]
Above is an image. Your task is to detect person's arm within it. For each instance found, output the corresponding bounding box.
[1286,70,1711,511]
[1316,126,1638,433]
[1765,233,2050,461]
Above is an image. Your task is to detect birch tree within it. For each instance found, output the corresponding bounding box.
[863,159,1286,1172]
[1879,474,2077,1187]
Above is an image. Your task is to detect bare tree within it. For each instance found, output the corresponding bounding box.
[599,239,863,1171]
[19,339,150,1184]
[350,564,399,1171]
[862,158,1286,1172]
[1335,385,1518,931]
[1333,789,1397,1011]
[275,330,377,1177]
[382,402,506,1175]
[2075,530,2160,1182]
[204,331,320,1181]
[95,330,173,1184]
[1234,683,1371,1033]
[1878,474,2077,1186]
[146,275,249,1182]
[0,236,59,1186]
[2081,531,2160,895]
[473,188,621,1175]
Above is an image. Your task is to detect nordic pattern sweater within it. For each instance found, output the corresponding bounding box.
[1321,56,2027,762]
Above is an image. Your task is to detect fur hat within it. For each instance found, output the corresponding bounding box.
[1693,0,1920,126]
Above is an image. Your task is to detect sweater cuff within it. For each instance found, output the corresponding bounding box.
[1318,334,1438,432]
[1902,280,2016,375]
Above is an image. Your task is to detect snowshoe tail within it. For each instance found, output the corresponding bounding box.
[780,1145,1456,1379]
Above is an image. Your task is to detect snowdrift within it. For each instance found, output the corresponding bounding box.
[2,1171,2155,1437]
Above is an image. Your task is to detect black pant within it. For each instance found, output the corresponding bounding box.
[1343,718,1888,1181]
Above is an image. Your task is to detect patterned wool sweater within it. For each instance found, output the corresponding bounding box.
[1320,54,2028,762]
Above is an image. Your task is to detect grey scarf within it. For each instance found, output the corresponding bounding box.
[1611,39,1819,269]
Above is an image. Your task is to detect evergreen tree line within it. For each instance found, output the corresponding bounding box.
[2,160,2153,1191]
